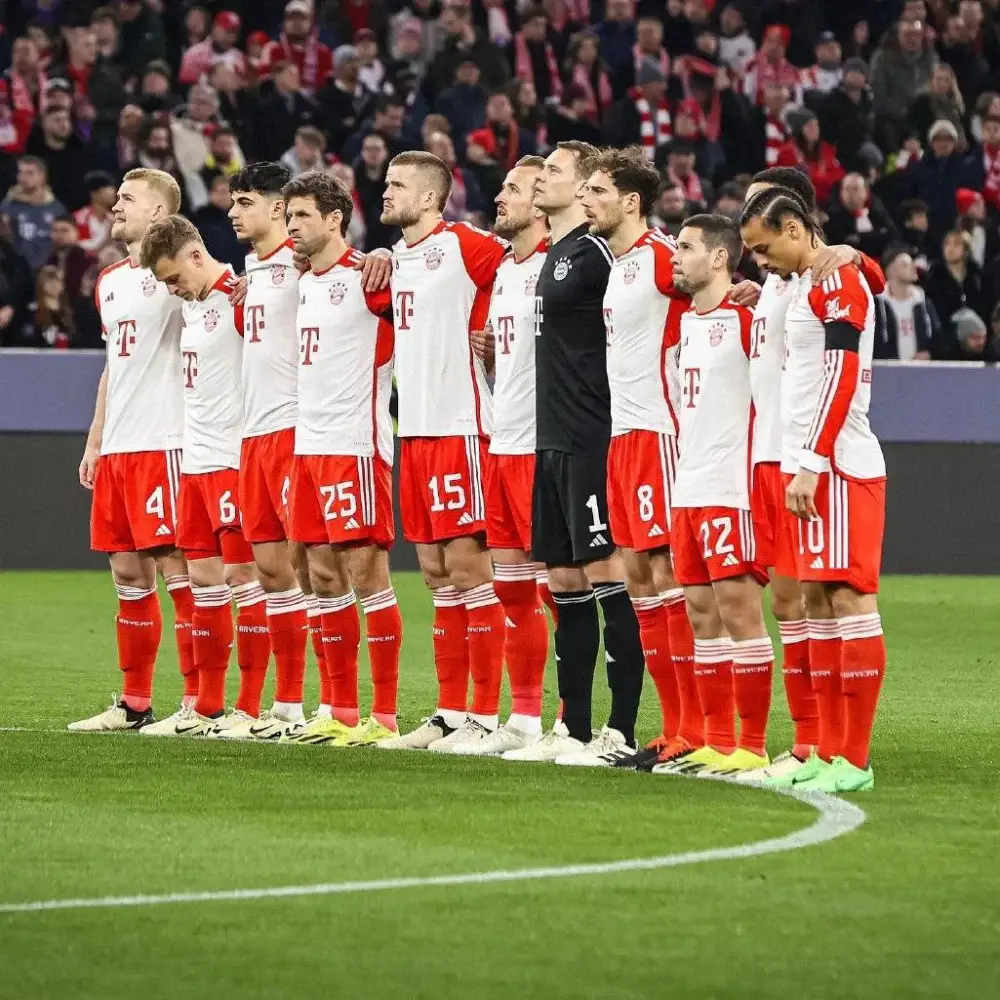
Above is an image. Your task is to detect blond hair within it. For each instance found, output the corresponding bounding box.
[139,215,203,270]
[123,167,182,215]
[389,150,452,211]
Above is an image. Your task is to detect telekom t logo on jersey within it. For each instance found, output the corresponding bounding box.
[395,290,415,330]
[495,315,515,354]
[246,304,265,343]
[116,319,136,358]
[182,350,198,388]
[300,326,319,365]
[683,367,701,408]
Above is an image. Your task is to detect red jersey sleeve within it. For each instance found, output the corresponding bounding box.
[452,222,508,290]
[363,284,393,320]
[806,264,869,333]
[856,252,886,295]
[648,231,682,298]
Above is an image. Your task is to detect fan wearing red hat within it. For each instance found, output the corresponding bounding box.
[260,2,334,96]
[179,10,246,86]
[741,24,802,107]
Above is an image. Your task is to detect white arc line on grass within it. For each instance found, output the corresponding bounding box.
[0,789,864,916]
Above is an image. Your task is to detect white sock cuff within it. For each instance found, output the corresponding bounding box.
[731,636,774,664]
[631,595,664,611]
[432,585,464,609]
[535,570,549,586]
[304,592,320,614]
[193,584,232,608]
[778,619,809,645]
[839,613,883,640]
[694,637,732,663]
[463,581,499,609]
[231,581,266,608]
[494,562,536,582]
[115,584,157,601]
[362,588,397,614]
[317,592,356,614]
[659,587,685,607]
[807,618,840,641]
[266,587,308,615]
[163,575,190,592]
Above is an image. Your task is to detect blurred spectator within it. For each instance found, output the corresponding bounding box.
[713,180,745,221]
[327,161,367,248]
[801,31,844,101]
[818,57,876,173]
[31,264,75,348]
[91,7,120,67]
[649,181,689,238]
[955,188,1000,268]
[172,84,243,187]
[435,58,487,142]
[742,25,803,107]
[970,114,1000,213]
[777,108,845,207]
[544,0,584,63]
[673,97,725,184]
[660,139,710,209]
[179,10,246,88]
[870,17,937,152]
[898,198,933,273]
[111,103,145,172]
[387,17,429,83]
[939,11,992,104]
[343,94,412,162]
[201,126,245,189]
[508,78,543,143]
[426,129,486,221]
[603,58,669,159]
[924,229,989,358]
[317,46,373,157]
[247,30,272,79]
[970,91,1000,144]
[4,38,45,132]
[907,120,976,240]
[46,215,93,305]
[115,0,169,85]
[387,65,431,135]
[597,0,637,94]
[473,91,537,173]
[353,131,395,250]
[73,170,116,253]
[139,60,178,114]
[25,106,90,211]
[628,17,670,93]
[192,174,245,270]
[135,118,195,213]
[280,125,328,177]
[0,218,34,346]
[760,0,826,68]
[512,6,562,105]
[758,82,792,168]
[717,3,756,76]
[825,172,899,259]
[261,2,335,96]
[545,85,602,146]
[250,61,323,163]
[426,2,509,98]
[355,30,386,94]
[953,307,992,359]
[877,246,935,360]
[183,6,211,51]
[0,80,32,157]
[207,63,250,139]
[908,64,966,151]
[564,32,613,125]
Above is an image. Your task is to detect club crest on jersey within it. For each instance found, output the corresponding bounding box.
[553,257,571,281]
[824,297,852,322]
[775,277,789,296]
[425,246,445,271]
[271,265,288,285]
[204,308,220,332]
[329,282,346,305]
[623,259,640,285]
[709,322,726,346]
[141,274,157,297]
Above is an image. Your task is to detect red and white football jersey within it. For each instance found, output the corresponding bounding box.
[782,265,885,480]
[391,220,507,438]
[74,206,112,253]
[180,270,245,474]
[295,247,394,462]
[604,229,688,438]
[488,242,547,456]
[96,258,185,456]
[673,298,754,509]
[242,240,299,438]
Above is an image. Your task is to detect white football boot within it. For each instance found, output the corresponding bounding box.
[428,718,496,754]
[554,726,637,767]
[376,715,457,749]
[501,727,589,762]
[67,693,154,732]
[450,722,538,757]
[207,708,258,740]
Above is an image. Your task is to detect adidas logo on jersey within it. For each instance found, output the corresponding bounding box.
[811,556,825,569]
[155,524,172,537]
[590,533,608,548]
[104,291,114,303]
[647,524,665,538]
[344,517,360,530]
[721,553,739,568]
[457,512,475,526]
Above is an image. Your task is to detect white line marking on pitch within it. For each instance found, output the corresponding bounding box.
[0,789,864,916]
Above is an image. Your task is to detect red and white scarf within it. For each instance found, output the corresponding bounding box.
[983,143,1000,211]
[631,87,671,159]
[514,32,562,101]
[765,114,787,166]
[277,32,321,93]
[670,168,704,205]
[8,68,45,116]
[634,44,669,81]
[673,55,722,142]
[569,62,612,123]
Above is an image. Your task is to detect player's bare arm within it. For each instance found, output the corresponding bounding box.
[811,245,868,283]
[356,247,392,290]
[728,279,761,307]
[785,470,820,521]
[79,362,108,489]
[470,320,496,375]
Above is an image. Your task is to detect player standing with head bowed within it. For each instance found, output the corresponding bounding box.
[374,151,510,751]
[70,169,196,733]
[740,189,886,793]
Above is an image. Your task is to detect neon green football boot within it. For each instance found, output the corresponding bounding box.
[793,755,874,793]
[763,751,830,788]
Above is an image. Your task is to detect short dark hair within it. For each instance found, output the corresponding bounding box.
[295,125,327,151]
[682,212,744,275]
[983,115,1000,129]
[750,166,817,213]
[591,145,660,215]
[899,198,929,221]
[281,170,353,235]
[515,154,546,169]
[522,4,547,22]
[556,140,599,180]
[53,214,75,225]
[229,161,291,196]
[211,125,236,140]
[18,154,47,174]
[375,93,405,114]
[389,150,453,211]
[881,244,913,272]
[740,186,819,240]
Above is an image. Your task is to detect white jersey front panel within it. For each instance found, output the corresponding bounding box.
[749,271,797,466]
[97,259,185,456]
[295,249,394,462]
[241,241,299,437]
[488,245,546,454]
[180,270,244,473]
[673,303,753,509]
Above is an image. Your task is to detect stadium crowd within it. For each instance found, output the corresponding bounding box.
[1,0,1000,359]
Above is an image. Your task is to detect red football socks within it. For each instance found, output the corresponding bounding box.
[165,575,196,701]
[231,581,269,718]
[664,591,703,746]
[494,565,548,721]
[692,637,736,752]
[536,570,558,622]
[839,613,886,769]
[305,593,331,706]
[632,596,678,740]
[361,587,402,730]
[115,584,162,710]
[319,592,361,727]
[431,586,469,715]
[778,618,819,756]
[464,582,505,723]
[808,618,844,762]
[731,636,774,756]
[266,588,308,705]
[191,585,233,718]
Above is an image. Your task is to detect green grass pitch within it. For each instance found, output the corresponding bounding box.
[0,571,997,999]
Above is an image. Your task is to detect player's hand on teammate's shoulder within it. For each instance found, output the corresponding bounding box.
[470,321,496,376]
[730,280,761,308]
[228,275,248,306]
[292,251,310,273]
[811,245,858,283]
[79,445,100,490]
[356,248,392,292]
[786,470,819,521]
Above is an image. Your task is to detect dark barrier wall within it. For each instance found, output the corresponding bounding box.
[0,433,995,573]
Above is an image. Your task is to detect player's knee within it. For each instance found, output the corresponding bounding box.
[546,564,589,593]
[309,561,350,597]
[444,544,491,591]
[351,551,390,599]
[111,563,155,591]
[801,583,832,620]
[223,562,257,589]
[771,591,804,622]
[829,587,878,620]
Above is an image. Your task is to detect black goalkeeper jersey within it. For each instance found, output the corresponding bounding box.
[534,223,614,455]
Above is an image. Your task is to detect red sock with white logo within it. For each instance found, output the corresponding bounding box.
[536,569,558,621]
[165,575,197,704]
[731,636,774,755]
[319,592,361,727]
[692,637,736,752]
[464,582,504,728]
[839,613,886,770]
[432,586,469,721]
[361,588,402,731]
[115,584,162,711]
[778,619,819,758]
[305,593,332,708]
[808,618,844,762]
[231,582,269,718]
[494,564,548,727]
[664,591,702,746]
[632,596,678,740]
[266,589,308,707]
[192,585,233,718]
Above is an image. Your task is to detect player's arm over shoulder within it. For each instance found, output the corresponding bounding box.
[452,221,508,289]
[807,263,870,345]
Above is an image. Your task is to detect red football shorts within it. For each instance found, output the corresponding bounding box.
[239,428,295,545]
[607,430,678,552]
[400,435,488,544]
[781,470,885,594]
[671,506,766,586]
[288,454,395,549]
[90,449,181,553]
[752,461,797,577]
[485,451,534,551]
[176,469,253,564]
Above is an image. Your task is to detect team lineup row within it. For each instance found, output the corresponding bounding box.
[67,141,887,793]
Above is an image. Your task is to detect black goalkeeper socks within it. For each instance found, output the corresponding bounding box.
[552,590,600,743]
[595,582,644,746]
